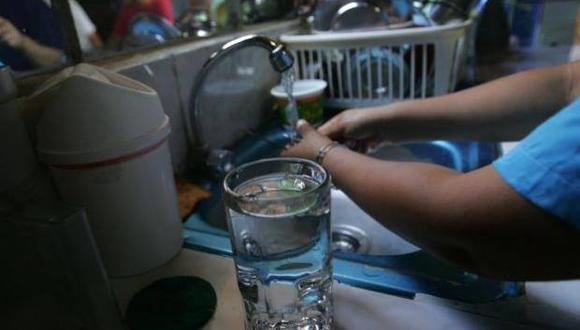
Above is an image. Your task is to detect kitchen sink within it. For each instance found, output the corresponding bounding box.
[183,125,521,303]
[331,189,419,256]
[193,125,500,232]
[187,187,419,256]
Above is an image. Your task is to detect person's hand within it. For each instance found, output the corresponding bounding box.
[0,17,25,49]
[318,106,389,147]
[318,107,391,152]
[281,120,333,161]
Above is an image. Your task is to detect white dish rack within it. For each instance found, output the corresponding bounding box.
[280,21,473,109]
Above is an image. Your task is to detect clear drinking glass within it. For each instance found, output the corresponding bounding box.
[223,158,333,330]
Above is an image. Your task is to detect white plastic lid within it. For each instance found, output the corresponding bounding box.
[270,79,327,100]
[34,64,170,166]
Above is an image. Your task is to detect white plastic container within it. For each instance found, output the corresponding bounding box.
[270,79,328,100]
[34,64,182,277]
[280,21,473,108]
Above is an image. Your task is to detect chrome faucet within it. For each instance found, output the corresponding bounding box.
[187,34,295,150]
[208,34,294,73]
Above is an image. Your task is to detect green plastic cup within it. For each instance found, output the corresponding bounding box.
[271,79,327,125]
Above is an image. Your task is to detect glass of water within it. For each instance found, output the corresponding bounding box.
[223,158,333,330]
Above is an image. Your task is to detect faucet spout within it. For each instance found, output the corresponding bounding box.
[186,34,295,154]
[206,34,294,72]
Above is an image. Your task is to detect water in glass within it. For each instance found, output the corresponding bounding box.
[225,162,332,330]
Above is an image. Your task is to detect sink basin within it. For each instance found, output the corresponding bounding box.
[183,127,520,304]
[328,142,466,256]
[197,126,500,234]
[331,189,419,255]
[191,185,420,258]
[184,185,523,304]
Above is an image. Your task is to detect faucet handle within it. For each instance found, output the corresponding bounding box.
[206,149,235,176]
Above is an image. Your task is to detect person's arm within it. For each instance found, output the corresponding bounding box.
[18,36,63,67]
[69,0,103,49]
[283,121,580,281]
[89,32,104,49]
[321,61,580,143]
[0,17,63,68]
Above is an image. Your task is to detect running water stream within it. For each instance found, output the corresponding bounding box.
[282,70,299,127]
[281,70,300,143]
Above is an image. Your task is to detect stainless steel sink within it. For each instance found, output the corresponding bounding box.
[328,142,451,256]
[331,189,419,255]
[184,127,518,304]
[192,186,420,256]
[197,136,499,240]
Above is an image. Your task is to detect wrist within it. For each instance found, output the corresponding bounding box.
[320,142,349,168]
[315,141,342,164]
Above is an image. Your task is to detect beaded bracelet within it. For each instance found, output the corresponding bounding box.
[315,141,342,165]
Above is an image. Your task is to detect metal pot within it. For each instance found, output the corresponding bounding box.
[310,0,414,32]
[175,8,216,38]
[241,0,295,23]
[422,0,475,25]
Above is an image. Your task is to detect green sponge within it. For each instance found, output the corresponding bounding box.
[126,276,217,330]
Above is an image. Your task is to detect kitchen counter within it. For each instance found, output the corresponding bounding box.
[112,249,580,329]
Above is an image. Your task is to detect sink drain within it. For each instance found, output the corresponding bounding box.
[332,232,361,253]
[331,225,370,254]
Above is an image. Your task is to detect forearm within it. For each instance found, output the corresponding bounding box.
[284,118,580,279]
[376,62,577,142]
[322,147,465,258]
[322,147,580,280]
[89,33,104,49]
[19,36,63,68]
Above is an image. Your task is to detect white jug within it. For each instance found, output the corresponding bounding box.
[34,64,182,277]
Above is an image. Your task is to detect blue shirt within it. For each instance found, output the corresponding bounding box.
[494,98,580,229]
[0,0,64,71]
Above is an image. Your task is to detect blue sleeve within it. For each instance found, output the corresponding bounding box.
[493,98,580,229]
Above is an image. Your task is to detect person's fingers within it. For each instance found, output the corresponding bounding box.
[320,111,374,141]
[296,119,314,136]
[282,119,334,161]
[317,115,343,139]
[280,146,296,158]
[280,141,311,158]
